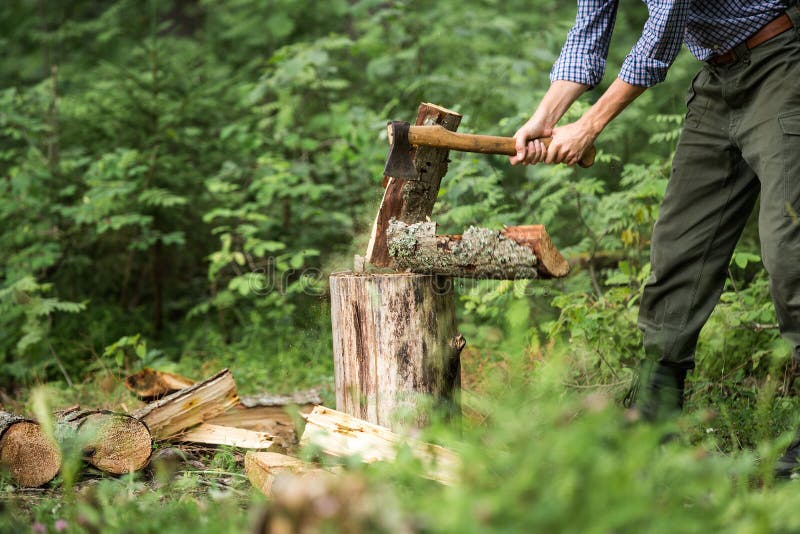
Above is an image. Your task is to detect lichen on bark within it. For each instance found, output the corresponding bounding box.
[386,219,538,279]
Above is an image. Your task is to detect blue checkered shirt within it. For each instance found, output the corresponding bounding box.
[551,0,793,87]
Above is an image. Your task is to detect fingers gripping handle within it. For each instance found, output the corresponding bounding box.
[406,124,596,168]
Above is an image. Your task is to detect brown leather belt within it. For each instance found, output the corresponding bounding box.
[709,8,797,65]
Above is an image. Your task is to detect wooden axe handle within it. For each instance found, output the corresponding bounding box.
[408,125,596,168]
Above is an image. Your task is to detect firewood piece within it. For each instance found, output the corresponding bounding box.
[207,409,299,452]
[501,224,570,278]
[251,466,388,533]
[132,369,239,440]
[124,368,195,401]
[245,451,335,497]
[300,406,459,485]
[207,390,322,452]
[386,220,541,279]
[330,272,461,430]
[239,390,323,409]
[176,423,273,449]
[0,411,61,487]
[56,408,152,474]
[365,102,462,267]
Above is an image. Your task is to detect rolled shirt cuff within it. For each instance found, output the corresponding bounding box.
[618,53,671,87]
[550,50,607,88]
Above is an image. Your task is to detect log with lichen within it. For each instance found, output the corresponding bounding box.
[386,220,568,279]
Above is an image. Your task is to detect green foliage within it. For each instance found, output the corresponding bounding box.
[0,0,796,530]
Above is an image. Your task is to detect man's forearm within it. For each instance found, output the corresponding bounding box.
[512,77,646,166]
[533,80,591,129]
[578,78,647,137]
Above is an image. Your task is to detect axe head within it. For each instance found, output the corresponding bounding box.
[382,121,418,180]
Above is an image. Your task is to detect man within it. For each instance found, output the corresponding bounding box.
[510,1,800,476]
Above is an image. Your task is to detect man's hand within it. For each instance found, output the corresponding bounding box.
[509,118,553,166]
[508,80,590,166]
[508,78,645,168]
[546,119,598,167]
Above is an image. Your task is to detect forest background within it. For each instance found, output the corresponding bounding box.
[2,0,800,532]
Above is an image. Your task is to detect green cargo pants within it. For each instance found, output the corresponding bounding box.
[638,8,800,370]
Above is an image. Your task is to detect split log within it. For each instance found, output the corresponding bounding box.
[240,390,323,410]
[176,423,272,449]
[249,461,393,534]
[365,103,462,267]
[56,408,152,474]
[0,411,61,487]
[245,451,335,497]
[330,272,462,430]
[500,225,571,278]
[124,368,195,401]
[207,390,322,451]
[222,391,321,429]
[132,368,239,440]
[300,406,459,485]
[387,220,569,279]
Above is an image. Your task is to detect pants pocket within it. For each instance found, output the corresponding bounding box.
[684,69,709,129]
[779,112,800,218]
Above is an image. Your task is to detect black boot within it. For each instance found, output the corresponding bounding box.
[624,360,687,422]
[775,431,800,479]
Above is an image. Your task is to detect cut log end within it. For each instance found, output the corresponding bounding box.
[78,412,152,474]
[0,421,61,487]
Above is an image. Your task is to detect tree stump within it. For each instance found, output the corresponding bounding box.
[330,272,463,430]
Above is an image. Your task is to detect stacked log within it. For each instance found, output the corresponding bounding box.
[0,411,61,487]
[56,408,152,474]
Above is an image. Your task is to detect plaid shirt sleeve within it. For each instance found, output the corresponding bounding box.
[550,0,620,88]
[619,0,691,87]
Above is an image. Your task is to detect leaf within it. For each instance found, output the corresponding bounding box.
[138,188,188,208]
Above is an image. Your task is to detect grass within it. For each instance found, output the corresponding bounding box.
[3,314,800,533]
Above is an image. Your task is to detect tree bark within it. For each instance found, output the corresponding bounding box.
[330,272,462,430]
[56,408,152,474]
[300,406,459,485]
[0,411,61,487]
[365,103,462,267]
[132,368,239,440]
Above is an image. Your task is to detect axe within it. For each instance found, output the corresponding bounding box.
[383,121,597,180]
